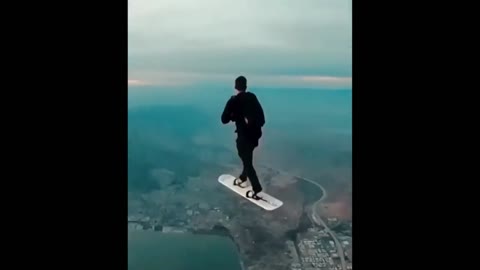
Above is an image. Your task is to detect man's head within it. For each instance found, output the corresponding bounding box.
[235,76,247,92]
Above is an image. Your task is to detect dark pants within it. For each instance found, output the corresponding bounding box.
[236,135,262,193]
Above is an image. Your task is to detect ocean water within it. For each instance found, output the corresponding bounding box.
[128,231,243,270]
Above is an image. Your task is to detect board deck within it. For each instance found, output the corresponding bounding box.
[218,174,283,211]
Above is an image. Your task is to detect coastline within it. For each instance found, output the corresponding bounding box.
[191,225,246,270]
[129,221,245,269]
[191,224,234,241]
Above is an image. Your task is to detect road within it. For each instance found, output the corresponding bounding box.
[261,165,347,270]
[293,175,347,270]
[311,203,347,270]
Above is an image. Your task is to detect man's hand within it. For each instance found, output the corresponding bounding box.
[222,96,236,124]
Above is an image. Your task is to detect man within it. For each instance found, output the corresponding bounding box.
[221,76,265,200]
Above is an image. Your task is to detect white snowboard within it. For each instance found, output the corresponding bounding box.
[218,174,283,211]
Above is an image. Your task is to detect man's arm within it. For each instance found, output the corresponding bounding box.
[221,96,235,124]
[246,94,265,127]
[255,96,265,127]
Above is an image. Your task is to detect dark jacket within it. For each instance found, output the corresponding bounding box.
[221,91,265,142]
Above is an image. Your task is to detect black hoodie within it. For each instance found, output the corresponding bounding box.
[221,91,265,142]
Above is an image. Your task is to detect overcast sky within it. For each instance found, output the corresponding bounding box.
[128,0,351,89]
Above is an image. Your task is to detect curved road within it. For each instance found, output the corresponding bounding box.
[260,165,347,270]
[311,205,347,270]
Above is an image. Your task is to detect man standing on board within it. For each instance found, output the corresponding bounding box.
[221,76,266,200]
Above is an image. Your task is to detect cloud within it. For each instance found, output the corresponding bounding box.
[128,71,351,89]
[128,0,352,87]
[128,79,149,86]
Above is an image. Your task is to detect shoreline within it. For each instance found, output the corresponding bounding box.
[191,225,246,270]
[129,222,245,269]
[191,224,234,241]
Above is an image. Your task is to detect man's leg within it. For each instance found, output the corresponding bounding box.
[241,140,262,194]
[236,138,248,186]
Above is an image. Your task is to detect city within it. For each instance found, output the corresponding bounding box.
[128,200,352,270]
[290,227,352,270]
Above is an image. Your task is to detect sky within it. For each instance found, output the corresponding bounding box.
[128,0,351,89]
